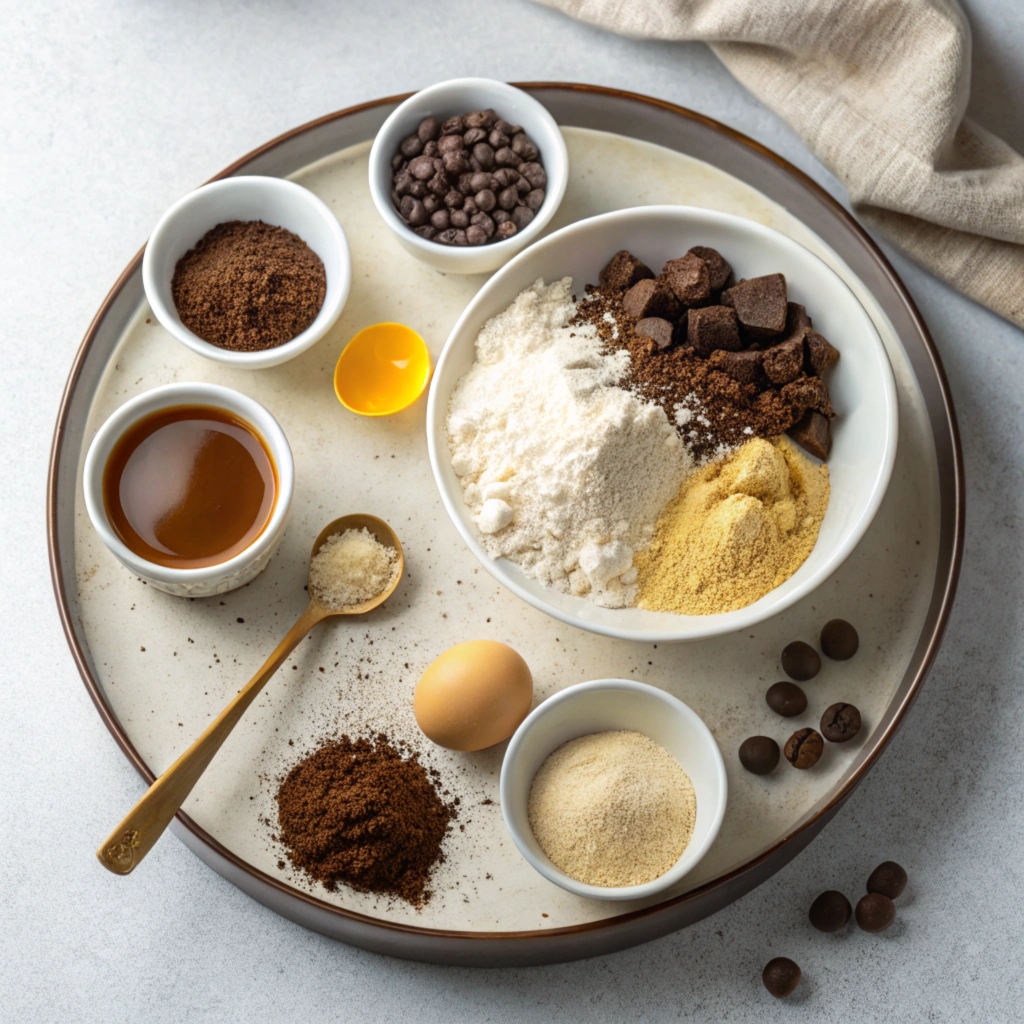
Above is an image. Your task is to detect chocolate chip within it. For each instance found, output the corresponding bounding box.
[408,154,435,181]
[688,245,733,291]
[788,409,831,459]
[510,206,534,230]
[722,273,788,337]
[488,128,510,150]
[762,337,805,385]
[635,317,675,351]
[441,116,465,135]
[422,141,439,158]
[492,167,518,188]
[417,117,441,143]
[492,146,518,168]
[526,188,546,212]
[821,702,861,743]
[466,224,488,246]
[407,180,427,198]
[855,892,895,932]
[413,225,436,240]
[474,188,497,212]
[867,861,908,900]
[511,133,539,161]
[821,619,859,660]
[766,681,808,717]
[464,108,497,130]
[495,220,517,240]
[708,348,762,384]
[449,209,469,229]
[809,890,852,932]
[519,162,547,189]
[738,736,780,775]
[781,376,834,418]
[462,127,487,147]
[400,134,424,158]
[430,209,450,231]
[762,958,800,998]
[622,278,682,321]
[784,728,824,769]
[599,250,655,293]
[686,305,740,356]
[805,331,840,375]
[442,150,469,176]
[781,641,821,680]
[661,252,711,306]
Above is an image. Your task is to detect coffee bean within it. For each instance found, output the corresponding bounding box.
[466,224,488,246]
[437,134,465,156]
[867,861,907,900]
[472,143,495,170]
[496,220,518,240]
[489,128,510,149]
[738,736,780,775]
[809,890,852,932]
[855,892,895,932]
[493,167,518,188]
[417,116,441,143]
[762,958,800,998]
[463,127,487,147]
[520,161,547,189]
[475,189,497,212]
[784,728,823,769]
[526,188,546,212]
[408,155,435,181]
[820,702,861,742]
[495,146,520,168]
[400,134,423,158]
[766,681,807,717]
[781,641,821,681]
[515,173,532,194]
[471,212,495,238]
[465,108,496,130]
[511,132,539,161]
[821,619,859,660]
[511,206,535,230]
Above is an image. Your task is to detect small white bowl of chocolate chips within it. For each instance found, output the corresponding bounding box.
[368,78,569,275]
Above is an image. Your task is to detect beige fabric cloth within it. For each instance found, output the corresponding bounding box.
[537,0,1024,329]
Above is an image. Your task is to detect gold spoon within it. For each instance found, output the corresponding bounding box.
[97,513,404,875]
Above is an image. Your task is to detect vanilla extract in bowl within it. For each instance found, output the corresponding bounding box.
[102,405,277,569]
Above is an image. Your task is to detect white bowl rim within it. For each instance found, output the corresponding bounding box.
[499,677,728,902]
[427,204,899,643]
[367,77,569,264]
[82,382,295,583]
[141,175,351,368]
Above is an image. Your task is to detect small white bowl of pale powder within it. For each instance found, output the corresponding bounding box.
[499,679,727,901]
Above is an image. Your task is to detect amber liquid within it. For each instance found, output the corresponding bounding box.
[103,405,277,569]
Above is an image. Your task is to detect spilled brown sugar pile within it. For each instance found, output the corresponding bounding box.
[275,733,456,907]
[171,219,326,352]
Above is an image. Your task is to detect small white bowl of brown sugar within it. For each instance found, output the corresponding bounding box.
[499,679,727,901]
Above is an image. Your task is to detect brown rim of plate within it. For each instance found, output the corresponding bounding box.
[48,83,964,944]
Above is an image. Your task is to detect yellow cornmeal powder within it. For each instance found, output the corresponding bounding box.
[635,436,829,615]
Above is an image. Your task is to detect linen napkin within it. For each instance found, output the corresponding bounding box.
[536,0,1024,329]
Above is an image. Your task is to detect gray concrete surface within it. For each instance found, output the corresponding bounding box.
[2,1,1022,1020]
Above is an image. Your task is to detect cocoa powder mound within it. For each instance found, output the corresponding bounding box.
[572,288,799,462]
[275,733,456,908]
[171,219,326,352]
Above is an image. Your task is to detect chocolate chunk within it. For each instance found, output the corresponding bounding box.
[599,251,654,292]
[762,337,805,385]
[805,330,840,374]
[821,619,859,660]
[621,278,682,321]
[722,273,788,337]
[782,376,834,417]
[784,727,824,769]
[762,958,801,998]
[766,681,808,718]
[708,348,762,384]
[686,305,740,356]
[635,317,675,351]
[688,245,733,291]
[738,736,780,775]
[809,890,852,932]
[788,409,831,459]
[661,252,711,306]
[820,702,862,743]
[856,893,896,932]
[782,301,812,341]
[781,640,821,681]
[867,861,908,900]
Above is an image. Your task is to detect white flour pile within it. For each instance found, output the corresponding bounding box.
[446,278,692,607]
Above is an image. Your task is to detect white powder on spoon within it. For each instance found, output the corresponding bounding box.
[446,278,692,607]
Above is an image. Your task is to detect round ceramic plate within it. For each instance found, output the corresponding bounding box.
[49,85,962,967]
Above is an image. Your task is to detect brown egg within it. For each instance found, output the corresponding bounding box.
[414,640,533,751]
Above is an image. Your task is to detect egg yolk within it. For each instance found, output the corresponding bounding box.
[334,322,431,416]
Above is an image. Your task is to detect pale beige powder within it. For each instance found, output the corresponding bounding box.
[308,528,400,611]
[527,730,697,888]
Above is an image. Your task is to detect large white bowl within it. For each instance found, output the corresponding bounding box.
[142,176,351,369]
[426,206,898,642]
[500,679,727,901]
[368,78,569,275]
[83,383,294,597]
